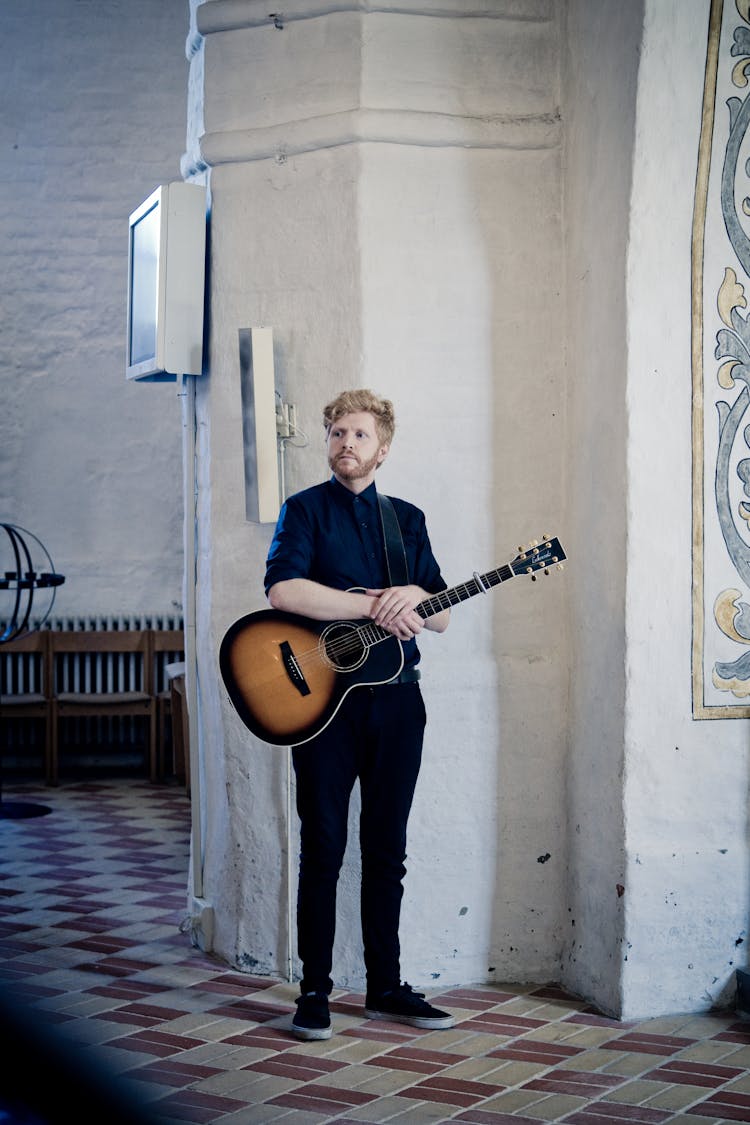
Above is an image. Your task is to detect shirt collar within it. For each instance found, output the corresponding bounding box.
[328,475,379,509]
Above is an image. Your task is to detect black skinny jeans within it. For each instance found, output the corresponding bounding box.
[292,681,427,998]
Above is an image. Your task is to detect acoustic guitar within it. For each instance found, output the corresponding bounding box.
[219,535,566,747]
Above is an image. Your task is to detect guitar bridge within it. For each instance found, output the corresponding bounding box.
[280,640,311,697]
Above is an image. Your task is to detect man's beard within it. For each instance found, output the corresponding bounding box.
[329,449,380,481]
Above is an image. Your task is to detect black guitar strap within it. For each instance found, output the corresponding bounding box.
[377,493,409,586]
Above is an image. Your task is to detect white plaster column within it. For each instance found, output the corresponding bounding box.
[188,0,569,995]
[561,0,641,1017]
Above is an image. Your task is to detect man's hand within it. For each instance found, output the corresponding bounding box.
[365,585,426,640]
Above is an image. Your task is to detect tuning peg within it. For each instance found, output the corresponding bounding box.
[542,532,550,540]
[544,568,550,576]
[531,574,537,581]
[557,562,564,571]
[529,539,539,547]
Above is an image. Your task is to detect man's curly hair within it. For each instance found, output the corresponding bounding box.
[323,389,395,446]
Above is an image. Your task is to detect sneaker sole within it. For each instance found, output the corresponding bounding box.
[292,1022,333,1040]
[364,1008,454,1029]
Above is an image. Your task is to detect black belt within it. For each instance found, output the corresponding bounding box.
[386,668,421,685]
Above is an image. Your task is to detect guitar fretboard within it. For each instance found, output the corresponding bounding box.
[417,565,514,619]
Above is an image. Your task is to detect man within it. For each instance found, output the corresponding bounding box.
[265,388,454,1040]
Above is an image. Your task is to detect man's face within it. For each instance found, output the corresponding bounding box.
[327,411,389,488]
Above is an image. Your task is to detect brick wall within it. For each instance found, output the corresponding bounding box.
[1,0,191,617]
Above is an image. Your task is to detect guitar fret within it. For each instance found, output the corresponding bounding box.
[361,622,389,645]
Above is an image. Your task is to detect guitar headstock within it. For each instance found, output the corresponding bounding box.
[510,535,566,580]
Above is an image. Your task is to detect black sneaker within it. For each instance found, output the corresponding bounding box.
[292,991,332,1040]
[364,982,455,1029]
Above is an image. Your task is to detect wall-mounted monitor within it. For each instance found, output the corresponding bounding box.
[126,182,207,381]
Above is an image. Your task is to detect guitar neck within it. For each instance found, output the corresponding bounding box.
[358,537,564,645]
[416,565,514,620]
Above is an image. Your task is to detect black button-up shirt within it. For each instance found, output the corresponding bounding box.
[264,476,447,667]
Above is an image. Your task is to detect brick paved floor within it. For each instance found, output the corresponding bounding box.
[1,778,749,1124]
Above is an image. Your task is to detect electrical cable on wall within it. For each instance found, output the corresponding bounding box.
[275,395,308,979]
[275,391,308,505]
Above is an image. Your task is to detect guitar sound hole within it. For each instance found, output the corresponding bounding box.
[321,622,366,672]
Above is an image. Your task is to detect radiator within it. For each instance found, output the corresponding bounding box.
[43,614,184,694]
[0,614,184,771]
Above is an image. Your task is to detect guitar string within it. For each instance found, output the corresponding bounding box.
[302,554,558,669]
[277,555,547,673]
[284,568,520,672]
[272,549,560,678]
[302,563,536,668]
[280,597,461,672]
[288,579,485,670]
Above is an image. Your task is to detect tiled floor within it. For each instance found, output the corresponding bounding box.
[2,778,750,1124]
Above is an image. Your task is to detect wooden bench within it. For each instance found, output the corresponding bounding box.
[1,628,185,785]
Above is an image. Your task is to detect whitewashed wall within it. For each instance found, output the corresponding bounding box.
[1,0,190,620]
